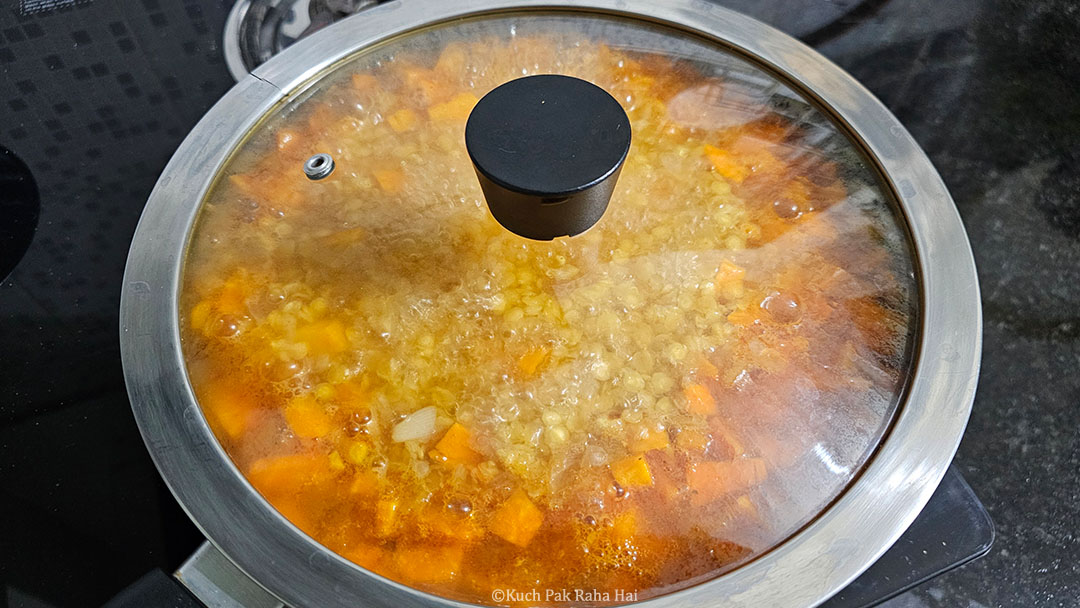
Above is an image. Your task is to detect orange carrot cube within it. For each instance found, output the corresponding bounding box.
[387,108,420,133]
[675,428,711,453]
[489,489,544,547]
[704,144,752,183]
[709,418,745,459]
[428,93,478,122]
[284,394,333,439]
[373,168,405,193]
[628,424,669,453]
[375,497,400,538]
[296,320,349,355]
[434,43,467,74]
[726,307,758,326]
[715,259,746,300]
[434,422,482,465]
[686,458,767,505]
[517,345,550,376]
[610,455,653,488]
[684,383,717,416]
[202,382,257,439]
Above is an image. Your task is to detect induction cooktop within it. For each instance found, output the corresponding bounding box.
[0,1,991,606]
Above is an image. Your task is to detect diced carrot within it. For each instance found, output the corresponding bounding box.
[715,259,746,300]
[189,300,212,332]
[417,503,481,542]
[686,458,767,505]
[434,422,482,465]
[349,469,380,497]
[730,134,786,175]
[217,273,253,317]
[756,214,795,246]
[334,377,371,408]
[709,418,745,459]
[202,382,257,439]
[684,384,717,416]
[735,495,760,520]
[247,453,334,495]
[716,259,746,285]
[296,319,349,355]
[375,496,400,538]
[428,93,479,122]
[344,440,370,466]
[651,464,685,503]
[328,451,346,472]
[610,455,653,488]
[342,543,385,570]
[781,177,812,215]
[628,424,669,453]
[742,121,790,143]
[489,489,544,547]
[434,43,467,74]
[228,170,304,207]
[245,453,334,532]
[402,67,445,105]
[726,307,759,326]
[517,345,550,376]
[373,168,405,193]
[387,108,420,132]
[284,394,334,439]
[675,428,711,453]
[697,359,720,381]
[735,458,768,486]
[844,296,903,351]
[394,544,465,584]
[797,209,840,243]
[704,144,751,183]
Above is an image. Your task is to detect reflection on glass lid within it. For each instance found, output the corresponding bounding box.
[179,13,916,605]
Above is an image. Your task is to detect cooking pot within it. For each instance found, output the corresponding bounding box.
[119,1,981,606]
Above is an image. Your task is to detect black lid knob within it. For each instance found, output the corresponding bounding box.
[465,75,631,241]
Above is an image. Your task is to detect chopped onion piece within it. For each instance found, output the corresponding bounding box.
[392,406,437,442]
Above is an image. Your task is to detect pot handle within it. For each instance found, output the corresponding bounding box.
[103,568,203,608]
[105,542,284,608]
[175,542,285,608]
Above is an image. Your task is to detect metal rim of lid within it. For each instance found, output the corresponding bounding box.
[220,0,880,81]
[121,2,982,607]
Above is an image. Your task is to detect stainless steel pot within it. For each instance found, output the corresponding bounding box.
[119,1,981,606]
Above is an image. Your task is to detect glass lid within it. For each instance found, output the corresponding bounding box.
[179,12,917,606]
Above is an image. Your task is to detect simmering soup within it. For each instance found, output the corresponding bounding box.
[180,16,915,606]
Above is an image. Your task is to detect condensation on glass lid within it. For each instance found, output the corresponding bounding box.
[179,12,917,606]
